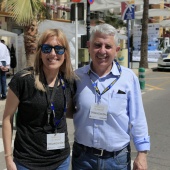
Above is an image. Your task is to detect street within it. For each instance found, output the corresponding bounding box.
[140,69,170,170]
[0,68,170,169]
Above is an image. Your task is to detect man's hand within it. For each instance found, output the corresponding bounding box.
[133,151,148,170]
[1,66,9,72]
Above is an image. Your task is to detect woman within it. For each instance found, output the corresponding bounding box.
[2,29,76,170]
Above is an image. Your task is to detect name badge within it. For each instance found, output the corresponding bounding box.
[89,103,108,121]
[47,133,65,150]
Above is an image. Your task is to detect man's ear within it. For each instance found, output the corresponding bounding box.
[116,46,120,52]
[86,41,90,48]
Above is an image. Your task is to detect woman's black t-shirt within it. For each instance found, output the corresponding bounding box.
[9,69,74,170]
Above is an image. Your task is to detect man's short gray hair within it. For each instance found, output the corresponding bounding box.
[90,24,119,46]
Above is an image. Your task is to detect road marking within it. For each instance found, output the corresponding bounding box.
[146,84,164,90]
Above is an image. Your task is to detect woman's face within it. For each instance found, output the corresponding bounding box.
[41,36,65,72]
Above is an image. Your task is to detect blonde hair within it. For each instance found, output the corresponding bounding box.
[34,29,75,91]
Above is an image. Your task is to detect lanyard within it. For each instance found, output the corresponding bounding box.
[44,73,67,132]
[87,60,122,97]
[52,76,67,129]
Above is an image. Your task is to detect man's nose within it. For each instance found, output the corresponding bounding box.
[99,46,106,53]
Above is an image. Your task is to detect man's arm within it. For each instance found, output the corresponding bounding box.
[1,66,9,72]
[0,61,9,72]
[129,74,150,170]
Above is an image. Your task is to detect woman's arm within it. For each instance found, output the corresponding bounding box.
[2,88,19,170]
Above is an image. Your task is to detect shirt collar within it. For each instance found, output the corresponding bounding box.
[111,61,121,77]
[83,61,121,77]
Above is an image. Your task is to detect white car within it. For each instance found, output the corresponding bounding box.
[157,46,170,70]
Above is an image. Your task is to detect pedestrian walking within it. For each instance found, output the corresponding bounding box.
[0,39,10,100]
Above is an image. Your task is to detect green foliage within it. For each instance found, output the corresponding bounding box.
[103,12,126,29]
[2,0,47,26]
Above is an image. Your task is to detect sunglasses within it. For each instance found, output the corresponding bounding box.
[40,44,66,55]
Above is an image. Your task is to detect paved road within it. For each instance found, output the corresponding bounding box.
[141,69,170,170]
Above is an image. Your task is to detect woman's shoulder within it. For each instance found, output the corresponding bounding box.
[14,67,34,78]
[10,67,34,85]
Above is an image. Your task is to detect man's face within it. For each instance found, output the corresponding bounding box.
[87,32,120,74]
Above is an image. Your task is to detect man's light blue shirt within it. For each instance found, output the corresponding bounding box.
[0,42,10,67]
[73,62,150,152]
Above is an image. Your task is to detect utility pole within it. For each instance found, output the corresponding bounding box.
[86,0,90,41]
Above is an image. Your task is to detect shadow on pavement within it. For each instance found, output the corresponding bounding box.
[152,67,170,72]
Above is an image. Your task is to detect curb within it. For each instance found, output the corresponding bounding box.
[132,68,153,75]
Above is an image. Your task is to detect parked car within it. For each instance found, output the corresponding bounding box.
[157,46,170,70]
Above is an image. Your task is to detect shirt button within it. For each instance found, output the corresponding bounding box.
[95,124,98,128]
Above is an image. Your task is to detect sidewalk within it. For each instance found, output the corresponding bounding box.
[0,100,6,122]
[130,62,157,75]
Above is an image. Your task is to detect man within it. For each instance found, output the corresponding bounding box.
[72,24,150,170]
[0,40,10,99]
[1,39,10,51]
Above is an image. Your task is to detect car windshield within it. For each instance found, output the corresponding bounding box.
[165,46,170,53]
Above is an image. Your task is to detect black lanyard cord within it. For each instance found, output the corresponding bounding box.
[46,79,59,106]
[43,73,67,131]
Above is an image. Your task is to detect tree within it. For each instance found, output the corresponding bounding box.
[1,0,47,66]
[103,12,126,29]
[139,0,149,68]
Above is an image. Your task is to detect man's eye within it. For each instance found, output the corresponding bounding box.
[105,46,112,49]
[94,44,101,48]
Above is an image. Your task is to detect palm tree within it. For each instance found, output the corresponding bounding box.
[1,0,47,66]
[139,0,149,68]
[103,12,126,29]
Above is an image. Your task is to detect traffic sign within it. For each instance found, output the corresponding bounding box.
[88,0,94,4]
[121,2,135,20]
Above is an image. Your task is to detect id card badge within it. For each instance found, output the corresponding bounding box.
[89,103,108,121]
[47,133,65,150]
